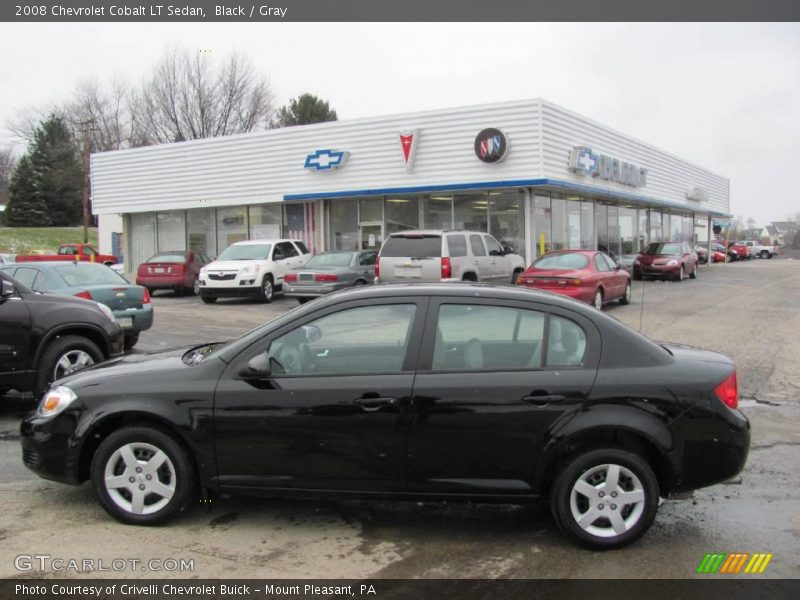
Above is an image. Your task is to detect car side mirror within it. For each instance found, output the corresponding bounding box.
[239,353,272,379]
[0,279,15,298]
[503,246,514,255]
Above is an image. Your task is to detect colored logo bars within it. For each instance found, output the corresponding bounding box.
[474,128,508,164]
[696,552,773,574]
[399,130,419,172]
[304,149,349,171]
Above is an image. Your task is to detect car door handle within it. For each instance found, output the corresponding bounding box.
[353,397,397,411]
[521,394,566,405]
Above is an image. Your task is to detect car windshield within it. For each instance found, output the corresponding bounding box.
[380,235,442,258]
[217,244,272,260]
[643,243,682,256]
[55,264,129,286]
[533,253,590,269]
[304,252,353,267]
[146,252,186,263]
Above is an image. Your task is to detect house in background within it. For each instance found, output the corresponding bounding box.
[763,221,799,246]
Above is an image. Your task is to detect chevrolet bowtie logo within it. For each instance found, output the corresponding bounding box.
[304,149,349,171]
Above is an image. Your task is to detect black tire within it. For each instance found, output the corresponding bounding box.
[297,297,311,304]
[550,448,659,550]
[352,279,368,286]
[174,287,184,297]
[593,288,603,311]
[123,333,140,350]
[199,293,217,304]
[34,335,104,398]
[147,287,156,296]
[619,281,632,305]
[674,265,685,282]
[258,275,274,304]
[187,277,200,296]
[90,425,195,525]
[632,272,642,281]
[511,269,523,285]
[689,263,698,279]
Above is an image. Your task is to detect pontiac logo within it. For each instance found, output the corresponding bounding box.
[399,130,419,172]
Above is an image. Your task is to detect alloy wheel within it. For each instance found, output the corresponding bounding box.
[103,442,176,516]
[193,278,200,295]
[262,278,273,302]
[594,290,603,310]
[569,463,646,538]
[624,282,632,303]
[53,350,94,380]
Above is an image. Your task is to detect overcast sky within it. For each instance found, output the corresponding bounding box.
[1,22,798,224]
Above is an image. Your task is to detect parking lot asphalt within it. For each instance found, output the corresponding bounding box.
[1,259,798,579]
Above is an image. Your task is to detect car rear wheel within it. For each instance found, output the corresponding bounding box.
[199,293,217,304]
[124,333,140,350]
[511,269,523,285]
[190,278,200,296]
[91,426,194,525]
[34,335,103,397]
[258,276,274,304]
[633,272,642,281]
[689,263,698,279]
[593,289,603,311]
[550,448,659,549]
[619,281,632,305]
[760,250,769,259]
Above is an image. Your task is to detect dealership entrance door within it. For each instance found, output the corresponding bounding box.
[360,223,383,251]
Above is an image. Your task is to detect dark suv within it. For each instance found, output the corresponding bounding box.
[0,271,124,398]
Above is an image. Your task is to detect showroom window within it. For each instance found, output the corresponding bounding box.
[130,212,156,270]
[649,209,663,242]
[551,196,567,250]
[187,208,216,258]
[454,193,488,231]
[580,202,595,249]
[618,207,637,255]
[596,203,608,253]
[566,199,581,249]
[607,204,620,256]
[249,204,283,240]
[156,212,186,251]
[423,195,453,229]
[385,196,420,234]
[359,197,383,223]
[533,194,552,256]
[638,209,649,250]
[216,206,248,253]
[682,214,695,243]
[328,198,359,251]
[489,190,524,256]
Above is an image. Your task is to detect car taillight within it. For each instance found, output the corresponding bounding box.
[314,274,339,282]
[567,278,583,286]
[374,257,380,278]
[143,288,151,304]
[714,371,738,410]
[516,276,527,286]
[284,273,298,282]
[74,291,92,300]
[441,257,452,279]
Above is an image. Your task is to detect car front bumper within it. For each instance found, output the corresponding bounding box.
[21,410,84,486]
[634,264,681,277]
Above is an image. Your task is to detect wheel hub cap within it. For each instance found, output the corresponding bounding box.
[54,350,94,379]
[104,442,176,515]
[569,463,646,538]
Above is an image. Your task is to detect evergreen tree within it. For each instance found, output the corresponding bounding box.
[4,115,82,227]
[272,94,338,127]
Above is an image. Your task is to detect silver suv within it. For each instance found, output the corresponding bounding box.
[375,230,525,285]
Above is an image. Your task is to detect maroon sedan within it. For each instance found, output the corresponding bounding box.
[136,250,210,296]
[633,242,699,281]
[516,250,631,310]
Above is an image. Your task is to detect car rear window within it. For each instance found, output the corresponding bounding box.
[643,243,682,256]
[305,253,353,267]
[56,264,128,286]
[146,253,187,263]
[380,235,442,258]
[533,253,590,269]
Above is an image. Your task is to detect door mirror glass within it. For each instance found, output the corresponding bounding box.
[0,278,14,298]
[502,245,514,255]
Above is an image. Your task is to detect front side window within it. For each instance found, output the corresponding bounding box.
[59,246,77,255]
[358,251,377,266]
[12,267,40,288]
[484,235,504,256]
[594,254,611,272]
[267,304,417,376]
[274,242,298,260]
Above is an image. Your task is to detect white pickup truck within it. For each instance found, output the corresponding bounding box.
[198,239,310,304]
[735,240,779,259]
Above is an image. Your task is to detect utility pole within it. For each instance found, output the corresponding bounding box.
[73,119,95,244]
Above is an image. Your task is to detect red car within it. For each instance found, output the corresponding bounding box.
[695,242,727,264]
[136,250,210,296]
[726,241,749,261]
[516,250,631,310]
[633,241,699,281]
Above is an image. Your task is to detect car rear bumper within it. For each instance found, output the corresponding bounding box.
[284,282,351,297]
[136,275,190,289]
[519,284,593,304]
[112,305,153,334]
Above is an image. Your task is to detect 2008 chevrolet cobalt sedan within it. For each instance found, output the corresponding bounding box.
[21,283,749,549]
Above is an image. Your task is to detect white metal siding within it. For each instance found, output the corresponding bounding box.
[539,101,729,214]
[91,98,729,216]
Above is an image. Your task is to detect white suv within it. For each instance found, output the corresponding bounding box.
[199,239,310,304]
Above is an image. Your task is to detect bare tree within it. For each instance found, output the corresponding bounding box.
[65,79,139,151]
[0,146,15,205]
[130,48,274,144]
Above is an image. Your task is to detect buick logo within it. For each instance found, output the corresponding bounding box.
[474,128,508,164]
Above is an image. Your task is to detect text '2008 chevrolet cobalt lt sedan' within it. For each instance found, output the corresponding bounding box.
[21,283,749,549]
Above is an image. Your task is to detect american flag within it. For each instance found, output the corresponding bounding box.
[286,202,315,253]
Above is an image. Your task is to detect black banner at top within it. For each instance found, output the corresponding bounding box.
[2,0,800,22]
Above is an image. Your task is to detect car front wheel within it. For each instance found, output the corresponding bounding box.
[550,448,659,549]
[91,426,195,525]
[689,263,698,279]
[619,281,632,305]
[259,276,274,304]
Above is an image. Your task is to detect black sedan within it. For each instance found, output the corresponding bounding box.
[21,283,749,549]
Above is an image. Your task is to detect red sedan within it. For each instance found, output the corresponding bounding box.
[516,250,631,310]
[136,250,210,296]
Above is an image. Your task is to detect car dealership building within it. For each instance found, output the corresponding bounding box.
[91,98,730,271]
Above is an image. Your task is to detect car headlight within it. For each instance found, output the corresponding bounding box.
[95,301,116,323]
[38,386,78,417]
[666,259,679,266]
[199,267,207,276]
[239,265,258,275]
[633,258,640,265]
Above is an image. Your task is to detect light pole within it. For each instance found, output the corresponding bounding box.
[73,119,96,244]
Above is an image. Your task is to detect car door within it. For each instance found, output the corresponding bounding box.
[292,241,311,268]
[468,234,491,281]
[595,253,623,299]
[483,235,512,283]
[405,298,600,496]
[0,273,33,387]
[356,251,377,281]
[213,297,428,493]
[270,242,294,283]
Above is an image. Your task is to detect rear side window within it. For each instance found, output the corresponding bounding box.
[446,234,467,258]
[380,235,442,258]
[547,316,587,367]
[359,251,377,266]
[469,235,486,256]
[11,267,40,288]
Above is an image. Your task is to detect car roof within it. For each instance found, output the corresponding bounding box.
[537,249,598,256]
[12,261,108,269]
[229,239,299,245]
[386,230,489,237]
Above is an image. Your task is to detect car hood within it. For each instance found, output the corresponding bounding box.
[205,259,264,271]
